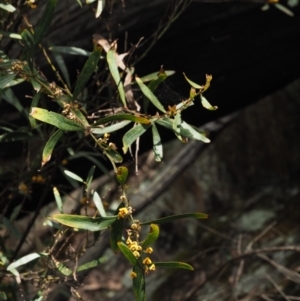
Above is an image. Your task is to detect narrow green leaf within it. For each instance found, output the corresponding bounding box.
[0,3,16,12]
[76,257,105,273]
[107,48,126,107]
[155,117,173,130]
[0,30,22,40]
[179,121,210,143]
[33,0,57,46]
[64,170,84,183]
[30,107,84,131]
[53,187,63,213]
[2,88,26,116]
[73,47,102,99]
[173,112,187,143]
[148,73,167,92]
[71,107,90,128]
[132,265,146,301]
[49,46,91,57]
[91,113,150,127]
[155,261,194,271]
[50,44,71,88]
[110,202,125,253]
[122,123,150,154]
[52,214,118,231]
[0,74,16,89]
[104,147,123,163]
[29,91,41,128]
[135,76,166,113]
[30,78,41,92]
[183,72,202,89]
[20,29,34,65]
[152,124,163,162]
[75,0,83,7]
[93,191,107,217]
[91,120,131,135]
[86,165,96,192]
[200,95,218,111]
[117,242,138,266]
[29,91,42,129]
[53,260,72,276]
[2,217,21,238]
[42,129,63,167]
[141,212,208,225]
[7,253,40,272]
[116,166,128,185]
[141,224,159,249]
[139,70,175,83]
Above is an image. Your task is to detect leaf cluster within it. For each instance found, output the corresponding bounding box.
[0,1,214,300]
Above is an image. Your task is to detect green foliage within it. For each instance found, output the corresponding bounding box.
[0,1,214,300]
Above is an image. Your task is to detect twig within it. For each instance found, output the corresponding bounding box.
[265,273,292,301]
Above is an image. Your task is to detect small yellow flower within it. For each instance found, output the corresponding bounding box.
[130,271,137,279]
[133,251,140,258]
[145,247,153,254]
[149,264,155,271]
[142,257,152,265]
[118,207,128,218]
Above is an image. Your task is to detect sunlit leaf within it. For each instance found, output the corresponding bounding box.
[33,0,57,46]
[179,121,210,143]
[122,123,150,154]
[95,0,105,18]
[30,107,84,131]
[139,70,175,83]
[135,76,166,113]
[53,187,63,213]
[49,46,91,57]
[64,170,84,183]
[0,30,21,39]
[155,261,194,270]
[173,112,187,143]
[52,214,118,231]
[107,47,126,106]
[93,191,107,217]
[116,166,128,185]
[91,120,131,135]
[42,129,63,167]
[183,72,202,89]
[152,124,163,162]
[141,212,208,225]
[132,265,146,301]
[73,47,102,100]
[7,253,40,273]
[200,95,218,111]
[117,242,138,266]
[91,113,150,127]
[0,3,16,12]
[141,224,159,249]
[110,202,125,253]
